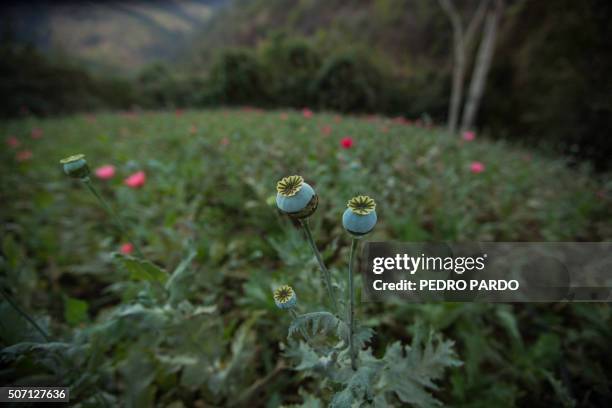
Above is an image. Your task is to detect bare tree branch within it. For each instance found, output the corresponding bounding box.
[438,0,491,133]
[438,0,463,38]
[461,0,505,131]
[465,0,491,48]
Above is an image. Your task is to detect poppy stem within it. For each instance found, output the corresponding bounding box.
[300,219,338,314]
[82,178,144,258]
[0,287,50,342]
[348,238,358,370]
[82,178,167,297]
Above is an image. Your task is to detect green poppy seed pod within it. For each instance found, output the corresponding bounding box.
[342,195,377,236]
[273,285,297,309]
[275,175,318,219]
[60,154,90,179]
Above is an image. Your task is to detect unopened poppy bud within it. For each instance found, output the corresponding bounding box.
[60,154,90,180]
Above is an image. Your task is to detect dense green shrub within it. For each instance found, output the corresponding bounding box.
[137,64,176,108]
[206,49,267,105]
[312,52,384,113]
[259,35,321,108]
[0,44,134,117]
[137,64,206,108]
[384,70,449,121]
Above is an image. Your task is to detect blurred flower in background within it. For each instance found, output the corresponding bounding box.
[463,131,476,141]
[16,150,32,161]
[124,170,146,188]
[31,128,43,139]
[302,108,313,118]
[95,165,116,180]
[120,243,134,255]
[341,136,354,149]
[470,161,485,174]
[6,136,19,148]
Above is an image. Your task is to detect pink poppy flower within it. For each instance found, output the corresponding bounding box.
[340,136,354,149]
[16,150,32,161]
[321,125,332,136]
[120,243,134,255]
[95,165,116,180]
[31,128,43,139]
[220,137,230,146]
[470,161,485,174]
[302,108,313,118]
[124,171,146,188]
[6,136,19,148]
[175,109,184,117]
[462,131,476,141]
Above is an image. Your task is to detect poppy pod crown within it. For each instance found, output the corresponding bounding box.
[347,195,376,215]
[277,175,304,197]
[273,285,297,309]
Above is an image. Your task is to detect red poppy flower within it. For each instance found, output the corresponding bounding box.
[124,171,146,188]
[340,137,354,149]
[470,161,485,174]
[120,243,134,255]
[302,108,313,118]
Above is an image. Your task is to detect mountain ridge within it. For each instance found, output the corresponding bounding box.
[1,0,227,73]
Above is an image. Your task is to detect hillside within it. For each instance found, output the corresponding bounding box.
[1,0,225,72]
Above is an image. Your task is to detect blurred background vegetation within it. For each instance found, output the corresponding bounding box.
[1,0,611,170]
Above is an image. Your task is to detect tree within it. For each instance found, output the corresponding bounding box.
[438,0,490,133]
[461,0,505,132]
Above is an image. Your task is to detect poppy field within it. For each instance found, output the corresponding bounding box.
[1,108,611,406]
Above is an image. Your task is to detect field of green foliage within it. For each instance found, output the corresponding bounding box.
[1,109,611,407]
